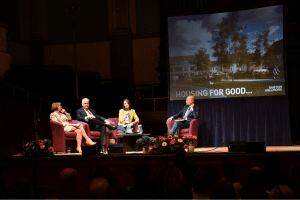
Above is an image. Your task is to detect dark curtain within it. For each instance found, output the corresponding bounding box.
[167,96,292,147]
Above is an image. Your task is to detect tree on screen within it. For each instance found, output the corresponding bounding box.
[253,33,263,68]
[211,12,244,73]
[194,48,210,72]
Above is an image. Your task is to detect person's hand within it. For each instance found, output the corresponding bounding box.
[105,120,110,125]
[61,109,67,114]
[167,116,174,122]
[190,103,194,111]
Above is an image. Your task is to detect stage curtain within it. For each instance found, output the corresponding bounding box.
[167,96,292,147]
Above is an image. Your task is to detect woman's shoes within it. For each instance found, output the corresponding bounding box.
[76,147,82,153]
[86,141,97,146]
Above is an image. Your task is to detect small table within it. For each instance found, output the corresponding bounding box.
[116,133,150,151]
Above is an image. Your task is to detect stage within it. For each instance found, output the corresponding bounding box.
[1,145,299,196]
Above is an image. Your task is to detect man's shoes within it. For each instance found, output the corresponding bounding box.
[105,124,118,130]
[100,146,107,154]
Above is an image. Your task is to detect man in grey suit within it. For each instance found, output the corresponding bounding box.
[75,98,118,153]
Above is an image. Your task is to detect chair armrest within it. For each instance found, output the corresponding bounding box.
[50,120,66,152]
[166,118,181,132]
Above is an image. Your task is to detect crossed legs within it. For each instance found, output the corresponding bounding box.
[71,124,95,152]
[169,120,190,136]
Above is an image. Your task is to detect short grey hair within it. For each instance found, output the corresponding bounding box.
[82,98,90,103]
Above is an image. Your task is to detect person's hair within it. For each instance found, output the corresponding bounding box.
[270,184,294,199]
[122,99,131,110]
[51,102,61,111]
[164,167,186,189]
[210,180,237,199]
[192,169,213,194]
[82,98,90,103]
[248,166,264,185]
[88,178,114,199]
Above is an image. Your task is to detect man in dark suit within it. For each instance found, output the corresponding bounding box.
[167,96,199,136]
[75,98,118,153]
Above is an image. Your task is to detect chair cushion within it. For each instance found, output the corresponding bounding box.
[65,131,77,138]
[90,131,101,137]
[179,128,190,134]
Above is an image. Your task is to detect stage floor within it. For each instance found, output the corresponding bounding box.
[53,145,300,156]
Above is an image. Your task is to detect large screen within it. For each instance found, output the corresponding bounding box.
[168,5,285,100]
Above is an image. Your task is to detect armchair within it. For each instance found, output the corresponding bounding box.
[166,118,199,147]
[50,120,89,152]
[107,118,139,143]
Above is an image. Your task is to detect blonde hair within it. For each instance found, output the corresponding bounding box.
[51,102,61,111]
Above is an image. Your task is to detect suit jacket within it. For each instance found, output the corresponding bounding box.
[118,109,139,125]
[75,107,107,123]
[50,112,73,131]
[173,105,199,122]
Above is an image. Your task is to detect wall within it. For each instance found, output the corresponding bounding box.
[43,37,161,85]
[7,42,30,65]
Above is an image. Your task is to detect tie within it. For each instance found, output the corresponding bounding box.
[183,107,191,120]
[86,109,92,115]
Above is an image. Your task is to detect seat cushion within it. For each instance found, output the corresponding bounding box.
[90,131,101,137]
[179,128,190,134]
[65,131,77,138]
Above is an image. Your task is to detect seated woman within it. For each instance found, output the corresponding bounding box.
[117,99,139,133]
[50,102,96,153]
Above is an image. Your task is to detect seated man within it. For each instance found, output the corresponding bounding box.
[75,98,118,153]
[167,96,199,136]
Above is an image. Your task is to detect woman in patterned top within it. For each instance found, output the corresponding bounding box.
[50,102,96,153]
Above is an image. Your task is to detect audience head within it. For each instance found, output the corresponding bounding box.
[11,178,33,199]
[164,182,192,199]
[192,169,213,197]
[88,178,114,199]
[51,102,61,111]
[248,166,264,185]
[94,168,117,190]
[164,166,186,189]
[58,168,78,190]
[210,179,237,199]
[82,98,90,109]
[270,184,294,199]
[133,161,150,183]
[222,161,236,182]
[122,99,131,110]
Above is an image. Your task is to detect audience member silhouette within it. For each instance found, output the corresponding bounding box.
[269,184,294,199]
[164,182,192,199]
[88,177,114,199]
[264,155,289,191]
[241,166,270,199]
[56,168,81,199]
[174,151,186,173]
[144,175,164,199]
[164,166,187,190]
[221,161,242,198]
[183,160,198,187]
[192,169,213,199]
[210,179,237,199]
[288,164,300,199]
[94,167,123,198]
[124,161,151,198]
[9,178,33,199]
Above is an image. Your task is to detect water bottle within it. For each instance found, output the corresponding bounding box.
[67,147,71,154]
[138,125,143,134]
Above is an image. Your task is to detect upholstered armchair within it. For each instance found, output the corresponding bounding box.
[50,120,89,152]
[107,118,139,143]
[166,118,199,147]
[50,120,110,152]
